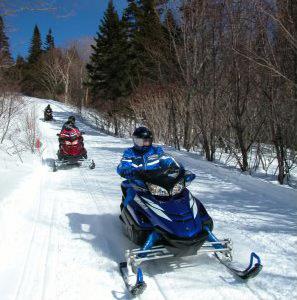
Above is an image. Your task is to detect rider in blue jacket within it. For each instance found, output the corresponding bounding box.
[117,127,178,207]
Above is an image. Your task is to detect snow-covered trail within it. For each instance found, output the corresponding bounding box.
[0,98,296,300]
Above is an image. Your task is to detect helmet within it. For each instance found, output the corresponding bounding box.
[132,126,153,152]
[68,116,75,124]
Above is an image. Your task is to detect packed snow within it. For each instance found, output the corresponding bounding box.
[0,97,296,300]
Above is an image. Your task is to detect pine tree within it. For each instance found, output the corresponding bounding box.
[45,28,55,51]
[0,16,13,67]
[86,0,131,101]
[124,0,140,40]
[22,25,43,95]
[28,25,42,64]
[121,1,142,85]
[123,0,167,83]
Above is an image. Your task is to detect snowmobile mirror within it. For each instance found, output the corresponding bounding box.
[56,133,60,136]
[81,131,85,135]
[185,171,196,186]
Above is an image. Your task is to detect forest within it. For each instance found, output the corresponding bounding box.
[0,0,296,184]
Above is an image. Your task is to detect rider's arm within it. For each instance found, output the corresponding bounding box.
[117,149,138,179]
[155,147,180,169]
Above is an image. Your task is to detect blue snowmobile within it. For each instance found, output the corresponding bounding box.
[119,161,262,296]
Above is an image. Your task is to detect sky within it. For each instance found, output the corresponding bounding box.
[4,0,127,60]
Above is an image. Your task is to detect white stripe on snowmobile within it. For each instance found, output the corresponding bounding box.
[122,159,132,162]
[141,197,164,211]
[147,205,172,221]
[190,194,198,218]
[192,201,198,218]
[134,195,148,210]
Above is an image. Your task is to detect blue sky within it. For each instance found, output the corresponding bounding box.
[4,0,127,59]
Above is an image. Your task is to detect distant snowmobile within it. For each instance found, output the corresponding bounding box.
[53,126,95,171]
[44,106,53,121]
[119,161,262,296]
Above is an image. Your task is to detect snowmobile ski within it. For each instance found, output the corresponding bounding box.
[52,161,57,172]
[119,262,147,296]
[215,252,263,280]
[52,158,95,171]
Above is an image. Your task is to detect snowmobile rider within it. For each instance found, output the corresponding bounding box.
[117,126,178,207]
[59,116,83,147]
[44,104,52,114]
[62,116,78,130]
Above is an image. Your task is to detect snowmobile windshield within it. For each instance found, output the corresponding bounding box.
[60,129,80,141]
[67,133,78,141]
[135,163,185,192]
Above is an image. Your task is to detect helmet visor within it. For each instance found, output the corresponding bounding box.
[133,137,152,147]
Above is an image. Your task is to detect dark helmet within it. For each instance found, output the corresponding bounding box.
[132,126,153,152]
[68,116,75,124]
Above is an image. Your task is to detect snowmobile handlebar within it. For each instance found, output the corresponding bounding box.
[133,165,196,191]
[133,165,188,188]
[56,131,84,137]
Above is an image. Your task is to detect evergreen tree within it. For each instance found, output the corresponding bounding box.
[86,0,131,101]
[45,28,55,51]
[28,25,42,64]
[124,0,140,40]
[123,0,167,83]
[121,1,141,85]
[0,16,13,67]
[23,25,43,95]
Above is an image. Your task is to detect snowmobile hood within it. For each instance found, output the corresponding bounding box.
[137,189,206,239]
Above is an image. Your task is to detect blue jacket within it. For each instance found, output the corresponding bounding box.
[117,145,177,180]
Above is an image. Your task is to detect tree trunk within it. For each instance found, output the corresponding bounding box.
[114,116,119,136]
[235,126,249,172]
[170,97,180,150]
[183,91,192,151]
[210,131,216,161]
[272,124,286,184]
[202,132,211,161]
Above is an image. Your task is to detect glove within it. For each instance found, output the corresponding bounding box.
[122,168,137,179]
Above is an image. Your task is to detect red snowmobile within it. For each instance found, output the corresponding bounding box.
[53,127,95,171]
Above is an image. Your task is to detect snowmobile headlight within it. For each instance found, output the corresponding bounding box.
[171,180,185,195]
[65,141,71,145]
[72,140,78,145]
[147,184,169,196]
